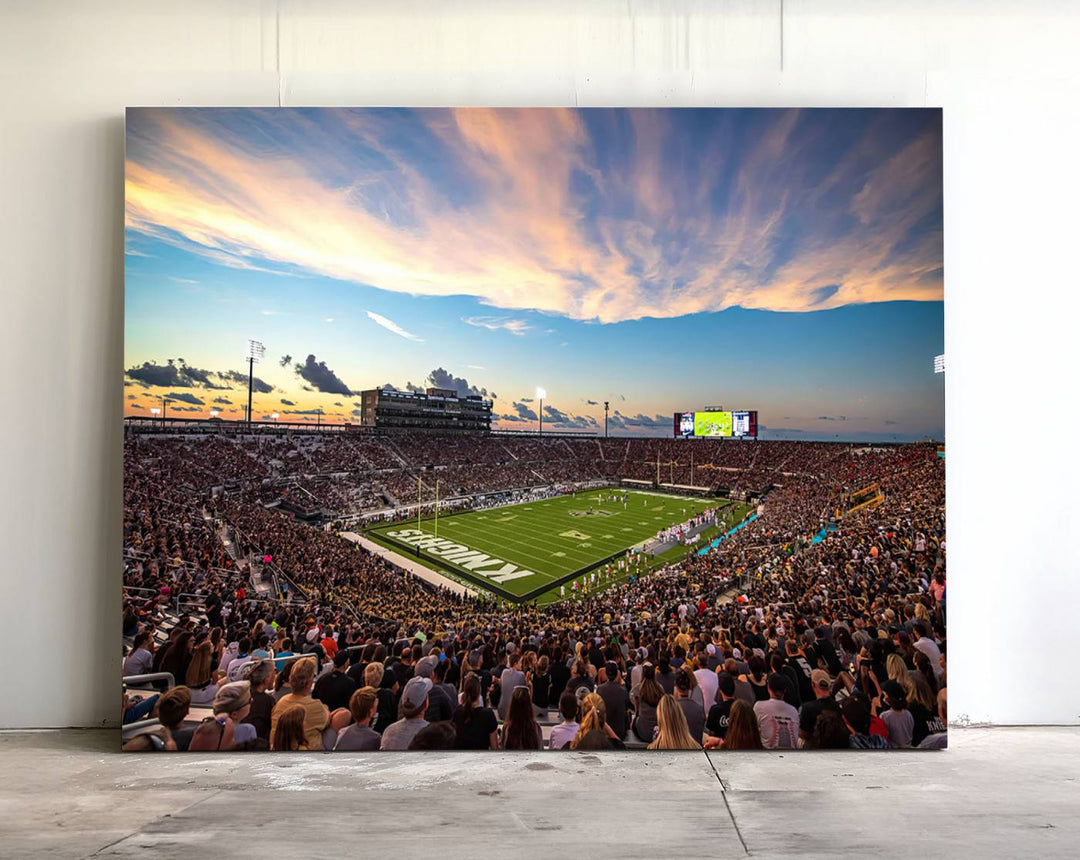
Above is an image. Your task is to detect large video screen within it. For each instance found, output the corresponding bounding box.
[732,410,758,438]
[674,412,695,438]
[694,410,733,437]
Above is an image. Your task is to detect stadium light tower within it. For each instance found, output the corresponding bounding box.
[209,409,219,419]
[270,412,279,423]
[604,401,609,438]
[536,386,546,437]
[246,338,265,424]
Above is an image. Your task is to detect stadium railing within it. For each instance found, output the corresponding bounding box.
[122,585,160,600]
[124,671,176,690]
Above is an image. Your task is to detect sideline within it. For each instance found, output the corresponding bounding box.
[338,532,478,598]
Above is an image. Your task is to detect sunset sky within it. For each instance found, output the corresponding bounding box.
[124,107,943,441]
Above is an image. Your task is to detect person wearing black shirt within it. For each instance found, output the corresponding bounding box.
[373,665,398,736]
[596,662,631,740]
[453,674,499,750]
[548,648,570,707]
[798,669,840,746]
[313,651,358,713]
[705,673,737,742]
[785,640,815,704]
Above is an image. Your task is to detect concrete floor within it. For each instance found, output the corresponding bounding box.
[1,728,1077,859]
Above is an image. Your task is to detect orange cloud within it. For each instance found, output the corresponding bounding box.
[125,109,942,324]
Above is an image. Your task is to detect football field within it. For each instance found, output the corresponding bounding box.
[365,489,752,603]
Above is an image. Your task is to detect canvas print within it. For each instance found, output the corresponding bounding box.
[122,108,945,752]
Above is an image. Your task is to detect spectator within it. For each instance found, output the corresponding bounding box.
[453,673,499,750]
[501,687,543,750]
[123,632,154,677]
[811,709,852,750]
[565,660,594,700]
[496,651,528,721]
[410,656,454,722]
[156,685,193,751]
[333,687,382,751]
[549,690,580,751]
[693,657,719,710]
[368,663,398,736]
[649,694,701,750]
[632,664,664,742]
[880,680,915,748]
[673,669,705,744]
[705,673,737,745]
[313,651,358,714]
[843,694,891,750]
[721,658,755,706]
[381,676,431,750]
[241,659,277,742]
[270,658,329,750]
[160,632,194,686]
[213,681,258,749]
[570,693,624,750]
[754,674,799,750]
[273,706,311,751]
[798,669,840,746]
[710,699,763,750]
[597,661,631,741]
[185,641,221,706]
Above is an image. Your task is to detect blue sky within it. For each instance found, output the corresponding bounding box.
[124,108,943,440]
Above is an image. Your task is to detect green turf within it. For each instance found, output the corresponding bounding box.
[365,489,749,603]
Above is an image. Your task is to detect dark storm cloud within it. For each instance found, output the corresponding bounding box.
[511,401,538,421]
[426,367,493,399]
[542,405,599,429]
[125,358,225,389]
[217,369,274,393]
[280,398,296,406]
[293,354,353,396]
[166,391,205,405]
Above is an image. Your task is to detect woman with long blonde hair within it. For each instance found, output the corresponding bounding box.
[886,653,913,696]
[570,693,622,749]
[648,694,701,750]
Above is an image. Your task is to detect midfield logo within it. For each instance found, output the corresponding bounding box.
[569,509,614,518]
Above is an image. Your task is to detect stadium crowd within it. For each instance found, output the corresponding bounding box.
[123,431,946,752]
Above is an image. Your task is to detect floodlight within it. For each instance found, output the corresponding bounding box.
[209,410,219,418]
[536,386,546,400]
[150,407,161,415]
[247,339,266,362]
[933,354,945,374]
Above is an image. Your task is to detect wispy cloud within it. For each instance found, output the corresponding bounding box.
[366,310,423,342]
[125,108,942,324]
[463,316,531,336]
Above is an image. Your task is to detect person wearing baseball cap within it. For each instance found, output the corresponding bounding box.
[798,669,840,746]
[380,676,431,750]
[213,681,258,748]
[404,655,453,722]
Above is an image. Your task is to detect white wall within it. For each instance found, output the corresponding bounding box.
[1,0,1077,728]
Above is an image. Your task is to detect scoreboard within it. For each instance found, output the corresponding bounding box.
[674,409,757,438]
